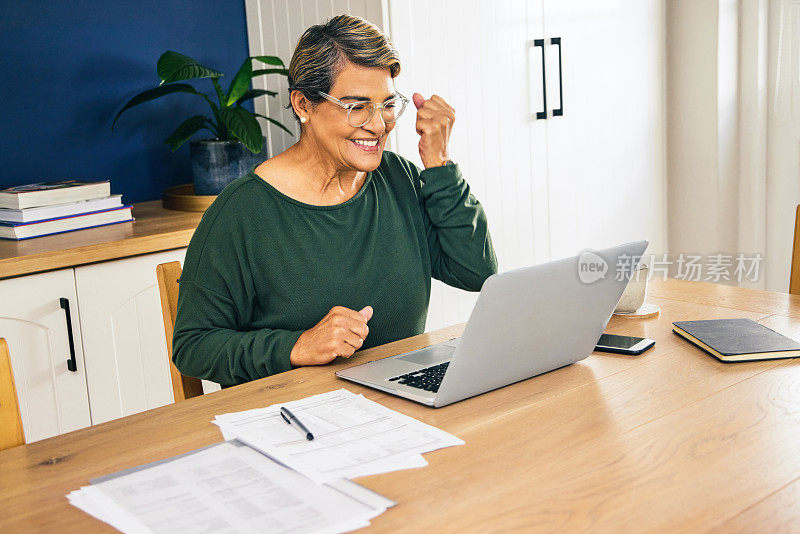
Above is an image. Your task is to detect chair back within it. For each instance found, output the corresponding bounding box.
[156,262,204,401]
[791,205,800,295]
[0,338,24,450]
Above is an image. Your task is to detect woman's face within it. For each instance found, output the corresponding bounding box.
[303,61,397,172]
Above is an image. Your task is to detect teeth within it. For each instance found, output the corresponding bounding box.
[352,139,378,147]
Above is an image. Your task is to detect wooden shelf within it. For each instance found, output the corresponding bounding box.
[0,201,203,280]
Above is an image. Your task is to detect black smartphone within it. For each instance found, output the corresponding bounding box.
[595,334,655,355]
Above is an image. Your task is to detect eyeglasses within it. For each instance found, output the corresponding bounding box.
[317,91,409,128]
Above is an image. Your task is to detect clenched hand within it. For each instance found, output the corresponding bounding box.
[413,93,455,169]
[290,305,373,366]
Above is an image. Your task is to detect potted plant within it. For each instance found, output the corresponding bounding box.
[113,51,293,195]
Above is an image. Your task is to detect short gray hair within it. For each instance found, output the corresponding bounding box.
[286,15,401,122]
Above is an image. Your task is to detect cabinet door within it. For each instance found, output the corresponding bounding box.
[540,0,666,259]
[75,248,189,424]
[386,0,548,331]
[0,269,91,442]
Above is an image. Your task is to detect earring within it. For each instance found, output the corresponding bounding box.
[300,116,307,124]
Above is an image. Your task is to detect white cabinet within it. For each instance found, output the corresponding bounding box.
[0,247,196,442]
[384,0,666,331]
[539,0,666,260]
[0,269,91,443]
[75,249,187,425]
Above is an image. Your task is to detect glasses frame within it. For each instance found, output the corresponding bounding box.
[317,91,409,127]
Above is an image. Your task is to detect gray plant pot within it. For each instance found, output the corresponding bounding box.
[190,138,269,196]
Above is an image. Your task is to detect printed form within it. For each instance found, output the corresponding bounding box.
[68,440,392,534]
[214,389,464,483]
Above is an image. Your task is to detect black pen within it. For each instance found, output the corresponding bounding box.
[280,407,314,441]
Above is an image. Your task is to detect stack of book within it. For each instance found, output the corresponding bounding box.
[0,180,133,240]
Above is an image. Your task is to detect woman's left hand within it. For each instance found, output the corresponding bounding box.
[413,93,455,169]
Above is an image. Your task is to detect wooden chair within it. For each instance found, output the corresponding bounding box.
[0,338,25,450]
[156,262,204,401]
[792,205,800,295]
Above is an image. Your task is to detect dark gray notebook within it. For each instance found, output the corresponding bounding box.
[673,318,800,362]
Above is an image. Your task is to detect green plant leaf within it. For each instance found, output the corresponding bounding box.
[255,113,295,137]
[225,58,253,107]
[236,88,277,105]
[164,115,212,152]
[211,78,227,109]
[252,68,289,77]
[112,84,205,129]
[157,51,223,84]
[252,55,285,67]
[219,107,263,153]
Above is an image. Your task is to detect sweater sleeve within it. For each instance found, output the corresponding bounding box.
[416,162,498,291]
[172,279,303,386]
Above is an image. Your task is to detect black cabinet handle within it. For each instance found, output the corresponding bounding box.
[551,37,564,117]
[533,39,547,120]
[60,297,78,372]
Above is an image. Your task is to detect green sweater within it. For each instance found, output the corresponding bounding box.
[173,150,497,386]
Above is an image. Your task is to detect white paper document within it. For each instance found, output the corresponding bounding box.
[214,389,464,483]
[69,389,464,533]
[68,440,393,534]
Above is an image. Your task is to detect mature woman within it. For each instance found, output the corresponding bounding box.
[172,15,497,386]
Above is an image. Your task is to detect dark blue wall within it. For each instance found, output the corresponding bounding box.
[0,0,254,203]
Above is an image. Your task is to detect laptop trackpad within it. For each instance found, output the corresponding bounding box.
[397,344,455,365]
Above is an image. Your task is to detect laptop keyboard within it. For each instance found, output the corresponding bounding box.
[388,362,450,393]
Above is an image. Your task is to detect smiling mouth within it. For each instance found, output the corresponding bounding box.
[350,138,381,152]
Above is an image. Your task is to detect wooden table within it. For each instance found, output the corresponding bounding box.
[2,278,800,532]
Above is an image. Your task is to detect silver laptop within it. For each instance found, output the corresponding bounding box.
[336,241,648,407]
